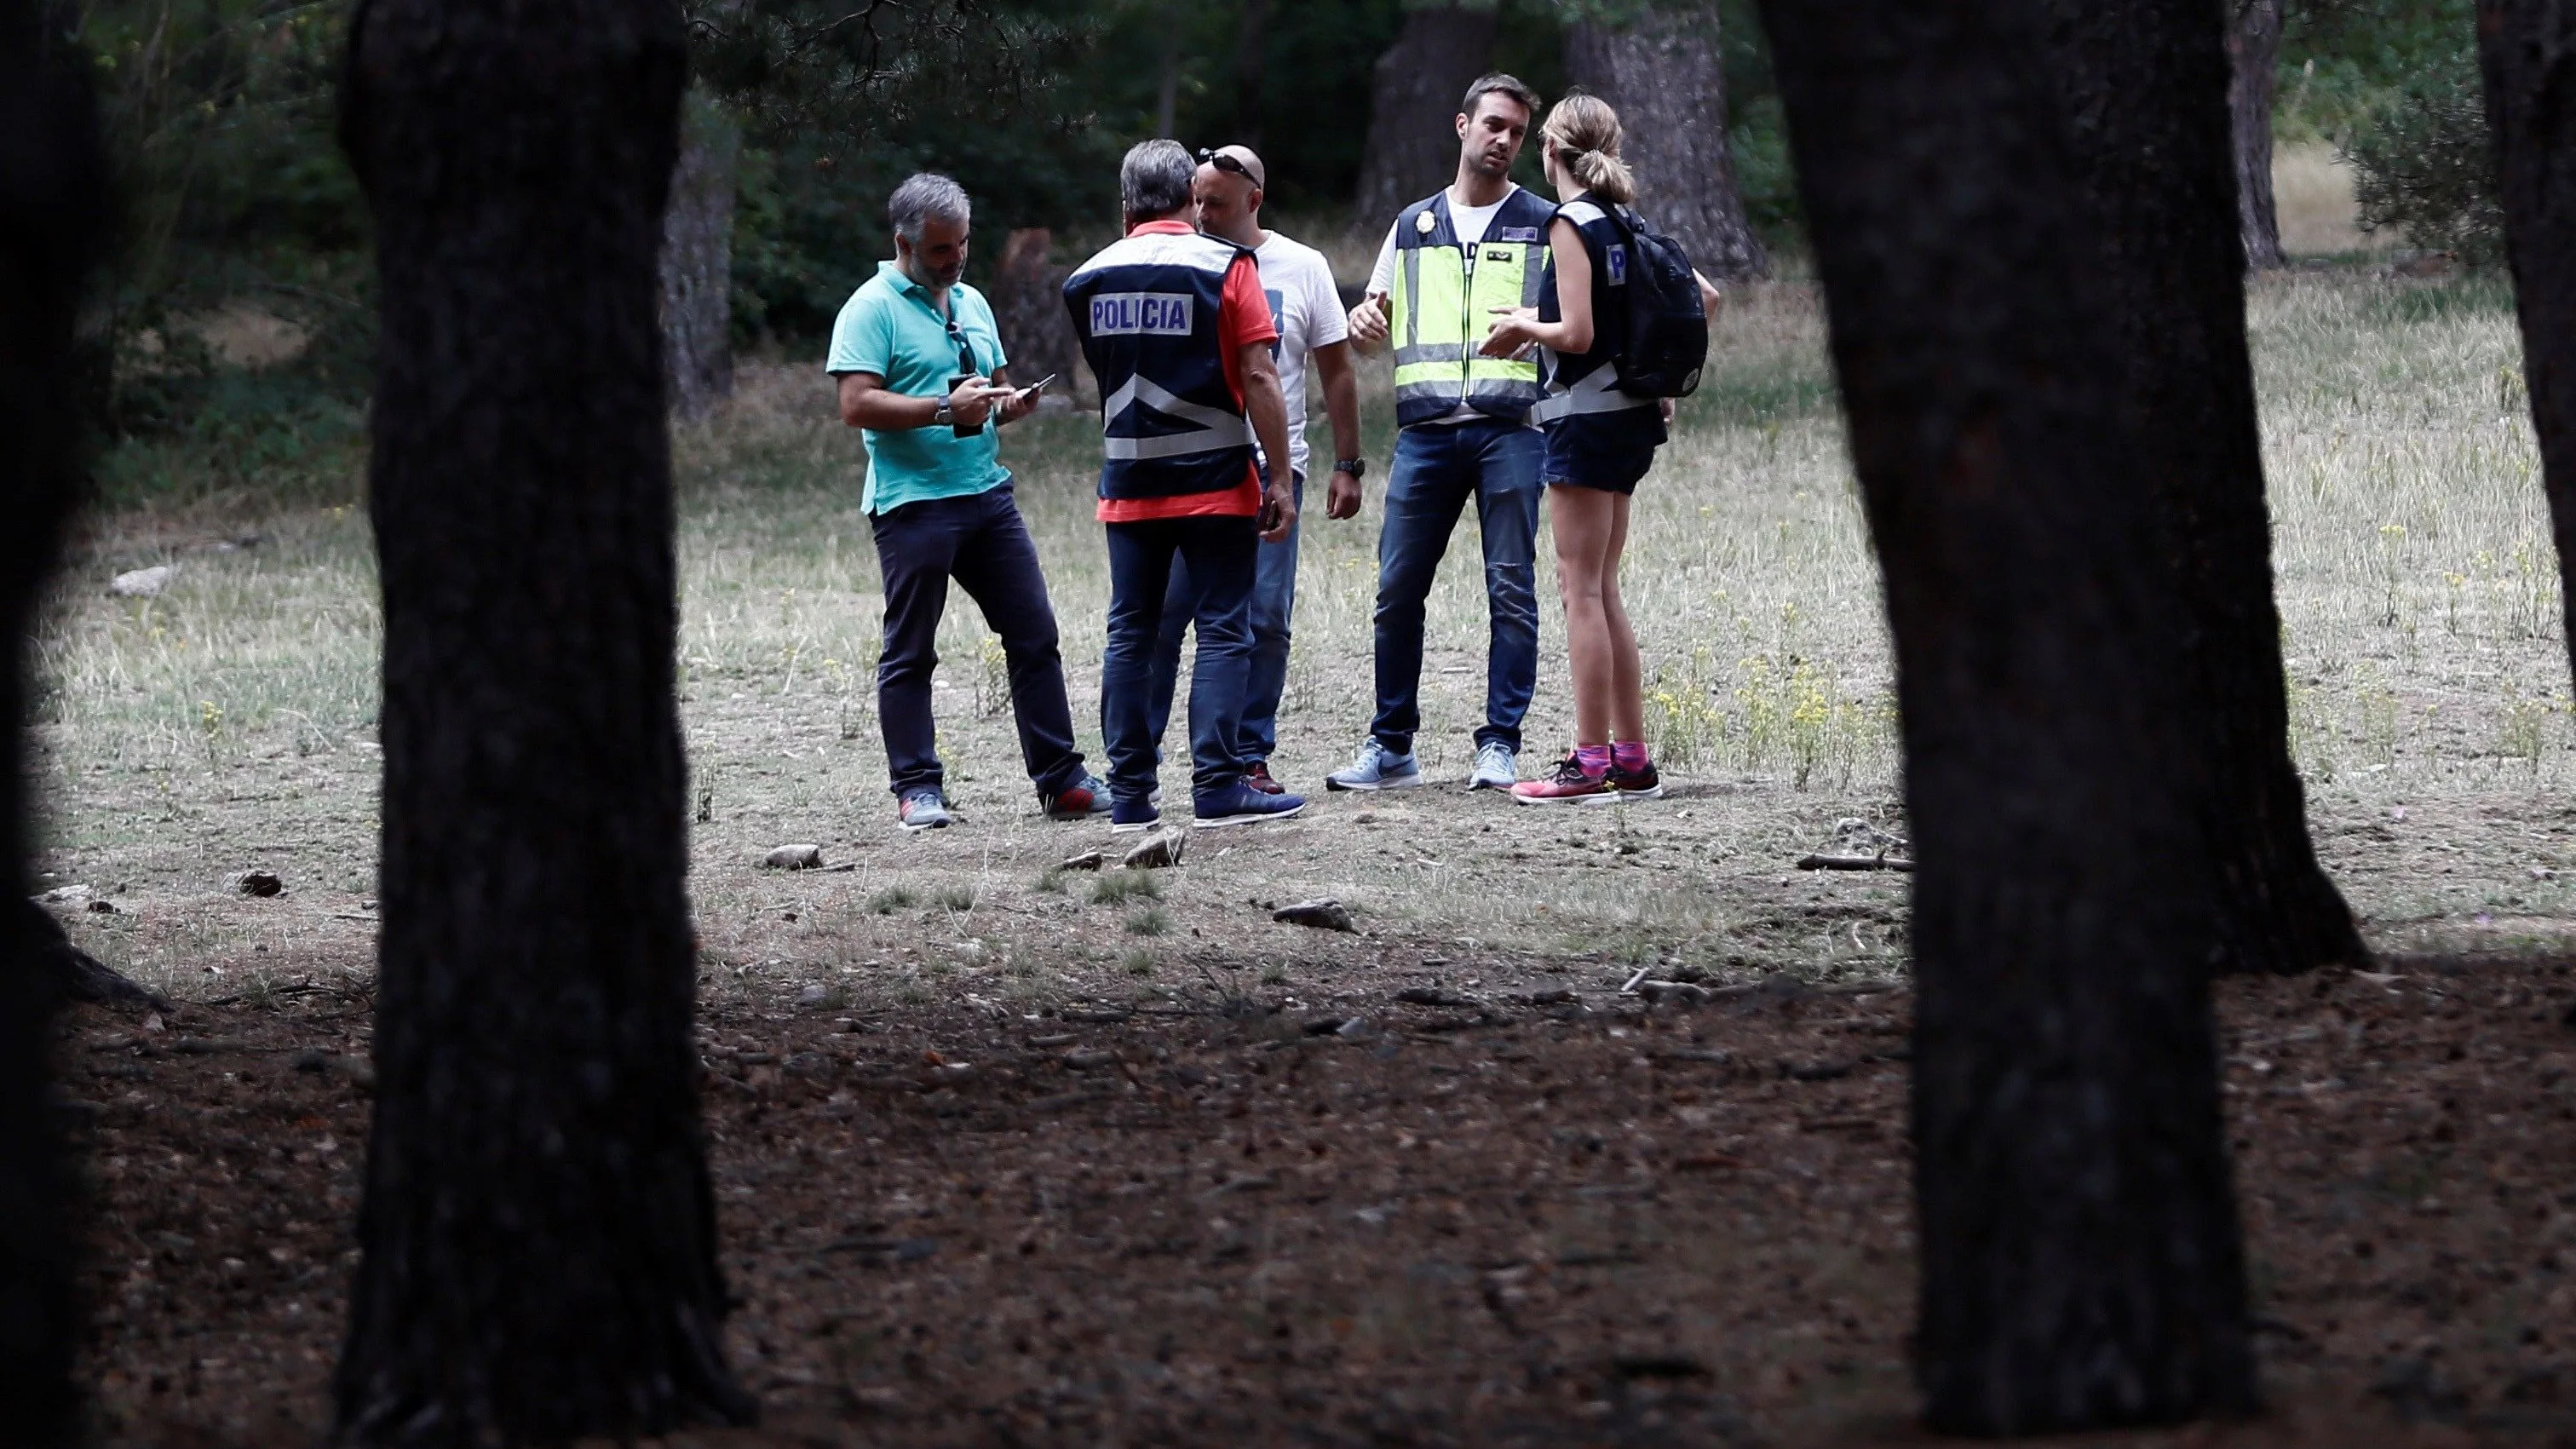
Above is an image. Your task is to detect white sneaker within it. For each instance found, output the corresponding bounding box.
[1466,741,1518,791]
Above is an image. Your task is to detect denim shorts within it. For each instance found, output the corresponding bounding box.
[1542,407,1667,496]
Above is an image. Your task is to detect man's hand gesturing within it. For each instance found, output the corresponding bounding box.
[1347,294,1390,349]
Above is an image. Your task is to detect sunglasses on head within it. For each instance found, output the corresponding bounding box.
[1195,147,1255,182]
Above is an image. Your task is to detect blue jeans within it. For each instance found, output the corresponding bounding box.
[1146,470,1301,762]
[1101,515,1259,800]
[1370,419,1544,754]
[870,485,1085,801]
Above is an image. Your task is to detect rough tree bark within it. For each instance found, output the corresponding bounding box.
[2227,0,2286,268]
[1353,2,1498,226]
[2479,0,2576,703]
[0,9,108,1441]
[992,228,1082,403]
[2044,0,2361,977]
[1564,3,1770,281]
[1755,0,2258,1433]
[662,86,739,421]
[335,0,756,1438]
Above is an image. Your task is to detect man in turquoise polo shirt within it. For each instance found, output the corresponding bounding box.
[828,171,1106,832]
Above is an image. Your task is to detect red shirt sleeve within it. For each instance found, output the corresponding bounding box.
[1216,251,1279,405]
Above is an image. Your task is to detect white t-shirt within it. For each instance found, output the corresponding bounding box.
[1366,185,1527,427]
[1252,230,1348,478]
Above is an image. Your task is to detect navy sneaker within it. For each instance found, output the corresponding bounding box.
[1110,796,1161,834]
[1042,773,1113,820]
[897,789,952,832]
[1193,778,1308,828]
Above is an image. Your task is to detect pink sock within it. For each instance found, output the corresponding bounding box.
[1574,744,1613,777]
[1613,740,1650,771]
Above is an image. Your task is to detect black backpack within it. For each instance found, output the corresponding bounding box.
[1603,204,1706,398]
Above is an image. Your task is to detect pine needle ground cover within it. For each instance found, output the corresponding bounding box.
[32,267,2576,1441]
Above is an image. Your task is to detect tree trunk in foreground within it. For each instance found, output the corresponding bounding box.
[2045,0,2362,977]
[2479,0,2576,700]
[1564,4,1770,281]
[0,10,108,1441]
[662,86,739,422]
[336,0,755,1438]
[2228,0,2286,268]
[1755,0,2257,1432]
[1353,2,1498,227]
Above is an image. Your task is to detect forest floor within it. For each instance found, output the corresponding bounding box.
[64,956,2576,1446]
[33,260,2576,1441]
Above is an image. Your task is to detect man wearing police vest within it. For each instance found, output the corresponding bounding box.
[1335,72,1554,796]
[1064,140,1306,832]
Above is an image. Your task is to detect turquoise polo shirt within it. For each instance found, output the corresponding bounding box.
[824,260,1011,515]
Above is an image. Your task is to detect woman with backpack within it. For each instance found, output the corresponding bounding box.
[1480,92,1722,804]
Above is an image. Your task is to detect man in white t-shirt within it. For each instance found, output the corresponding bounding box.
[1143,143,1364,792]
[1330,73,1554,795]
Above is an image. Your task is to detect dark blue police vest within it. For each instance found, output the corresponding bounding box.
[1532,197,1659,423]
[1062,229,1257,501]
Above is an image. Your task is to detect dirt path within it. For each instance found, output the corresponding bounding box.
[68,956,2576,1446]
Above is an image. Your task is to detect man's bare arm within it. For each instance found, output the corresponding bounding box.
[1238,341,1297,543]
[837,371,1002,430]
[1312,339,1365,520]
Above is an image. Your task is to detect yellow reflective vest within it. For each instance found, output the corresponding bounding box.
[1387,187,1559,427]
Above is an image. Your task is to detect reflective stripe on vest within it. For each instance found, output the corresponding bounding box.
[1099,371,1255,460]
[1387,191,1554,426]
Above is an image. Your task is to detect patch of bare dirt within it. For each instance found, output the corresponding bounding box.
[66,957,2576,1446]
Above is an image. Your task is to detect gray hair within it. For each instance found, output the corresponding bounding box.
[1119,140,1195,221]
[888,172,970,244]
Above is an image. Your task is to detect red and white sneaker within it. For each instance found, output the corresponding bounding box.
[1244,761,1287,796]
[1511,754,1611,805]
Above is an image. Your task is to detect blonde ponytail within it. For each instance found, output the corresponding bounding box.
[1542,92,1636,205]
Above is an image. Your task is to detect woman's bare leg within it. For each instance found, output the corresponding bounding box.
[1550,485,1620,746]
[1601,493,1647,744]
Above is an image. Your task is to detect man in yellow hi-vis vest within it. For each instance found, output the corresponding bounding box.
[1333,73,1553,795]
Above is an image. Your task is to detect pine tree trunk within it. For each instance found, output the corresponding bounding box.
[0,14,108,1441]
[1353,2,1498,227]
[2480,0,2576,701]
[2045,0,2361,977]
[992,228,1082,403]
[662,87,739,422]
[2228,0,2285,268]
[1563,5,1770,281]
[1755,0,2258,1432]
[335,0,756,1437]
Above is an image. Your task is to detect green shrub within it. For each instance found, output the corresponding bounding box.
[2346,49,2504,265]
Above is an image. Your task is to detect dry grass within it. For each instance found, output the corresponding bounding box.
[28,265,2574,1012]
[2274,141,2387,260]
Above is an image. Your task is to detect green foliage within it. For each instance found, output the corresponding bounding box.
[2343,47,2503,263]
[78,0,375,466]
[2278,0,2477,143]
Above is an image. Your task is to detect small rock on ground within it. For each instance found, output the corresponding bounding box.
[1121,832,1185,870]
[1273,898,1356,933]
[764,844,825,870]
[232,871,284,898]
[110,565,175,598]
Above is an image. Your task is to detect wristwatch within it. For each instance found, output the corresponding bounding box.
[1334,457,1367,479]
[932,396,955,428]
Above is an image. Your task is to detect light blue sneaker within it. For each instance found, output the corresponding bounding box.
[1323,739,1424,792]
[897,789,952,832]
[1466,740,1519,792]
